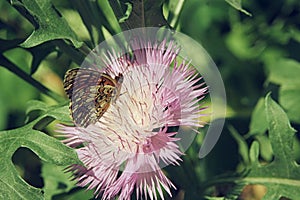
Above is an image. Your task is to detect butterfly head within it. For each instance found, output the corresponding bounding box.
[115,73,124,85]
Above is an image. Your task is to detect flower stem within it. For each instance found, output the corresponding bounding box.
[0,55,65,102]
[52,40,86,65]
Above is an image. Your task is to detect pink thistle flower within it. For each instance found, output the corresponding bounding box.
[58,39,207,200]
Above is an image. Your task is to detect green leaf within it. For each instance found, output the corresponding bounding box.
[229,125,249,165]
[267,58,300,86]
[117,2,132,23]
[249,141,260,165]
[225,21,265,59]
[71,0,105,46]
[9,0,82,48]
[248,98,267,136]
[225,0,252,16]
[0,38,23,53]
[290,26,300,43]
[246,98,273,162]
[56,189,94,200]
[165,0,184,28]
[26,100,71,124]
[3,47,32,74]
[0,120,80,199]
[108,0,134,32]
[60,9,91,42]
[279,84,300,123]
[98,0,121,33]
[2,41,56,75]
[117,0,169,29]
[42,163,76,200]
[205,197,225,200]
[265,58,300,123]
[27,42,56,75]
[254,135,273,162]
[241,94,300,199]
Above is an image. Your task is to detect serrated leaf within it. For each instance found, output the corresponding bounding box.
[9,0,82,48]
[279,84,300,123]
[265,94,295,160]
[225,0,252,16]
[0,120,80,199]
[247,98,273,161]
[26,100,71,124]
[241,94,300,199]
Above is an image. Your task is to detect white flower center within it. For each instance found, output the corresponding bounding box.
[94,64,180,154]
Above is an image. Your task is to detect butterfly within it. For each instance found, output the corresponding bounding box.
[63,68,123,127]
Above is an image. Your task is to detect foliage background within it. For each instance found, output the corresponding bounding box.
[0,0,300,199]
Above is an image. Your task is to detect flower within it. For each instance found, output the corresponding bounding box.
[58,39,207,200]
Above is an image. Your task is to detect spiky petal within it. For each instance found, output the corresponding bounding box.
[58,39,207,200]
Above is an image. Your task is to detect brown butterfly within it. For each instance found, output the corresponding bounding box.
[63,68,123,127]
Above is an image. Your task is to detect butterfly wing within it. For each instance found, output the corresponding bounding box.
[63,68,116,127]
